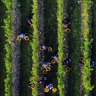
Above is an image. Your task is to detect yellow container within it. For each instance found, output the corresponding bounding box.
[51,59,56,64]
[65,67,70,73]
[48,47,52,52]
[16,36,21,41]
[25,36,29,40]
[40,47,44,51]
[65,28,70,32]
[45,66,51,71]
[44,87,49,93]
[52,88,57,93]
[43,70,47,74]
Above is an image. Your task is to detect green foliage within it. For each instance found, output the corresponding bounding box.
[30,0,39,96]
[57,0,65,96]
[2,0,13,96]
[81,1,94,96]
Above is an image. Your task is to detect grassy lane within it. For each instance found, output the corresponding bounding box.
[91,0,96,95]
[68,0,81,96]
[66,0,81,96]
[31,0,39,95]
[19,0,32,96]
[44,0,57,48]
[57,0,65,96]
[0,1,6,96]
[2,0,13,96]
[81,0,94,96]
[44,0,58,96]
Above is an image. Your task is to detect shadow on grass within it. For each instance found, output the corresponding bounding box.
[67,0,81,96]
[19,0,33,96]
[0,1,7,96]
[44,0,59,96]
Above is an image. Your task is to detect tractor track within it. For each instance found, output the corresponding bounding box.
[37,0,44,95]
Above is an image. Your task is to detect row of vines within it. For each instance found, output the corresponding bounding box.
[57,0,65,96]
[2,0,13,96]
[81,0,94,96]
[30,0,39,95]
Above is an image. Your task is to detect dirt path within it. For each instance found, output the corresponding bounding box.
[12,0,21,96]
[63,0,69,95]
[37,0,45,95]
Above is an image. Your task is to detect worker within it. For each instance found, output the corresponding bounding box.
[42,62,52,72]
[44,84,57,93]
[52,55,58,62]
[79,56,84,67]
[40,45,52,52]
[17,33,29,41]
[26,17,33,27]
[77,0,83,4]
[62,14,71,33]
[38,77,47,84]
[42,62,51,68]
[18,33,25,39]
[46,83,53,90]
[51,55,58,64]
[62,15,71,28]
[40,45,47,51]
[90,60,94,67]
[63,58,71,67]
[28,82,35,89]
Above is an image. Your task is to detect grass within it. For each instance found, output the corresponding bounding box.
[57,0,65,96]
[2,0,13,96]
[70,1,81,96]
[44,0,58,95]
[81,0,94,96]
[19,0,32,95]
[66,0,81,96]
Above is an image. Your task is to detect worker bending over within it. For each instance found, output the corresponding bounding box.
[62,14,71,32]
[26,17,33,28]
[40,45,53,51]
[17,33,29,41]
[44,83,57,93]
